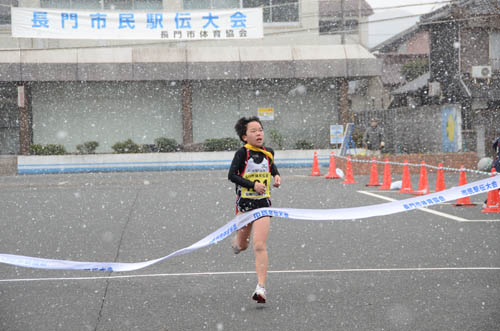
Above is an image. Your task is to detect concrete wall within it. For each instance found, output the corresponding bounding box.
[192,79,338,149]
[31,81,183,152]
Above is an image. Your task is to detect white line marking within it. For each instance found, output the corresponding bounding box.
[0,267,499,283]
[358,190,500,222]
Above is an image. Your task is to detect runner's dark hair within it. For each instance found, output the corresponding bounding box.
[235,116,263,142]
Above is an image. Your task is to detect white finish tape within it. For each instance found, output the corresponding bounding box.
[0,175,498,272]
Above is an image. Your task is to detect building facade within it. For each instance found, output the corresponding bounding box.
[0,0,381,154]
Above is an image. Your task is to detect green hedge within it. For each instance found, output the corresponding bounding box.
[295,140,314,150]
[29,144,67,155]
[112,139,141,153]
[203,138,240,151]
[76,141,99,154]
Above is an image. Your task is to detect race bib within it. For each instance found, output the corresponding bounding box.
[241,172,271,199]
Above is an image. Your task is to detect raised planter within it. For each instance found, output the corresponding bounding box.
[16,150,479,175]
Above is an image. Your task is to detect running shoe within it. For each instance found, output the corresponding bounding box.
[231,237,242,254]
[252,284,266,304]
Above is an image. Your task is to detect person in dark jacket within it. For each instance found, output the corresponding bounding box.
[363,118,384,157]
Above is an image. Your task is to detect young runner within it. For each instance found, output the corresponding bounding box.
[228,116,281,303]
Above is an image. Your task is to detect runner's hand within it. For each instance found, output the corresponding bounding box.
[254,181,266,194]
[273,175,281,188]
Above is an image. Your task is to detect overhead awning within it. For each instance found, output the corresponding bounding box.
[0,44,381,81]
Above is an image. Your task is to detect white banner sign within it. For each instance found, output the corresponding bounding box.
[11,7,263,40]
[0,175,497,272]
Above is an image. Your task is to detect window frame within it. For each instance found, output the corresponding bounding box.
[184,0,300,24]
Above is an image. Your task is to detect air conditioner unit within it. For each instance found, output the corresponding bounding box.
[471,65,492,79]
[428,81,441,96]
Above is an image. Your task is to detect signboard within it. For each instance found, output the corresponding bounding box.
[442,105,462,152]
[11,7,263,40]
[330,124,344,144]
[258,108,274,121]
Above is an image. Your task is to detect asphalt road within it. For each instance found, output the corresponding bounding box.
[0,168,499,331]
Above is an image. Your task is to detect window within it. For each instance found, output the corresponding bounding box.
[243,0,298,23]
[319,19,358,35]
[490,32,500,59]
[184,0,299,23]
[184,0,240,9]
[40,0,162,10]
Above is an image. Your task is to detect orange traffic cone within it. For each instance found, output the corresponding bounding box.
[311,151,321,176]
[399,160,414,193]
[325,152,340,179]
[435,163,446,192]
[379,158,392,190]
[366,158,380,186]
[342,156,358,184]
[454,166,476,206]
[482,169,500,213]
[414,161,429,195]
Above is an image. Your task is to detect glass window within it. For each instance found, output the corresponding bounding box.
[271,0,298,22]
[40,0,162,10]
[243,0,298,23]
[490,32,500,59]
[40,0,71,8]
[0,0,17,25]
[71,0,101,9]
[185,0,238,9]
[319,19,358,35]
[104,0,134,10]
[184,0,211,10]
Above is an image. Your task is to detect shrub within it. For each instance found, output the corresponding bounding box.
[112,139,141,153]
[43,144,66,155]
[29,144,66,155]
[140,144,157,153]
[76,141,99,154]
[269,129,284,150]
[295,140,314,150]
[203,138,240,151]
[401,58,429,81]
[155,137,179,152]
[29,144,44,155]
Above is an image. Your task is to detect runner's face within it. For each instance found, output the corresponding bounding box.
[243,121,264,147]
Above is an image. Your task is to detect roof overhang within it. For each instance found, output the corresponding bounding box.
[0,45,381,82]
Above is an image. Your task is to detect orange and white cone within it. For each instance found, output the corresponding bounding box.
[435,163,446,192]
[414,161,429,195]
[399,160,414,193]
[482,169,500,213]
[454,166,476,206]
[325,152,340,179]
[379,158,392,190]
[366,158,380,187]
[311,151,321,176]
[341,156,358,184]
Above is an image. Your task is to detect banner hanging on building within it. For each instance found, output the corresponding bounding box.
[11,7,263,40]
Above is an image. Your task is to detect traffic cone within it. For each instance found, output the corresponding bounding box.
[325,152,340,179]
[399,160,414,193]
[454,166,476,206]
[341,156,358,184]
[414,161,429,195]
[366,158,380,186]
[482,169,500,213]
[311,151,321,176]
[435,163,446,192]
[379,158,392,190]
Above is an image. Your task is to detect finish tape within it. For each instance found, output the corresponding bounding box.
[0,175,498,272]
